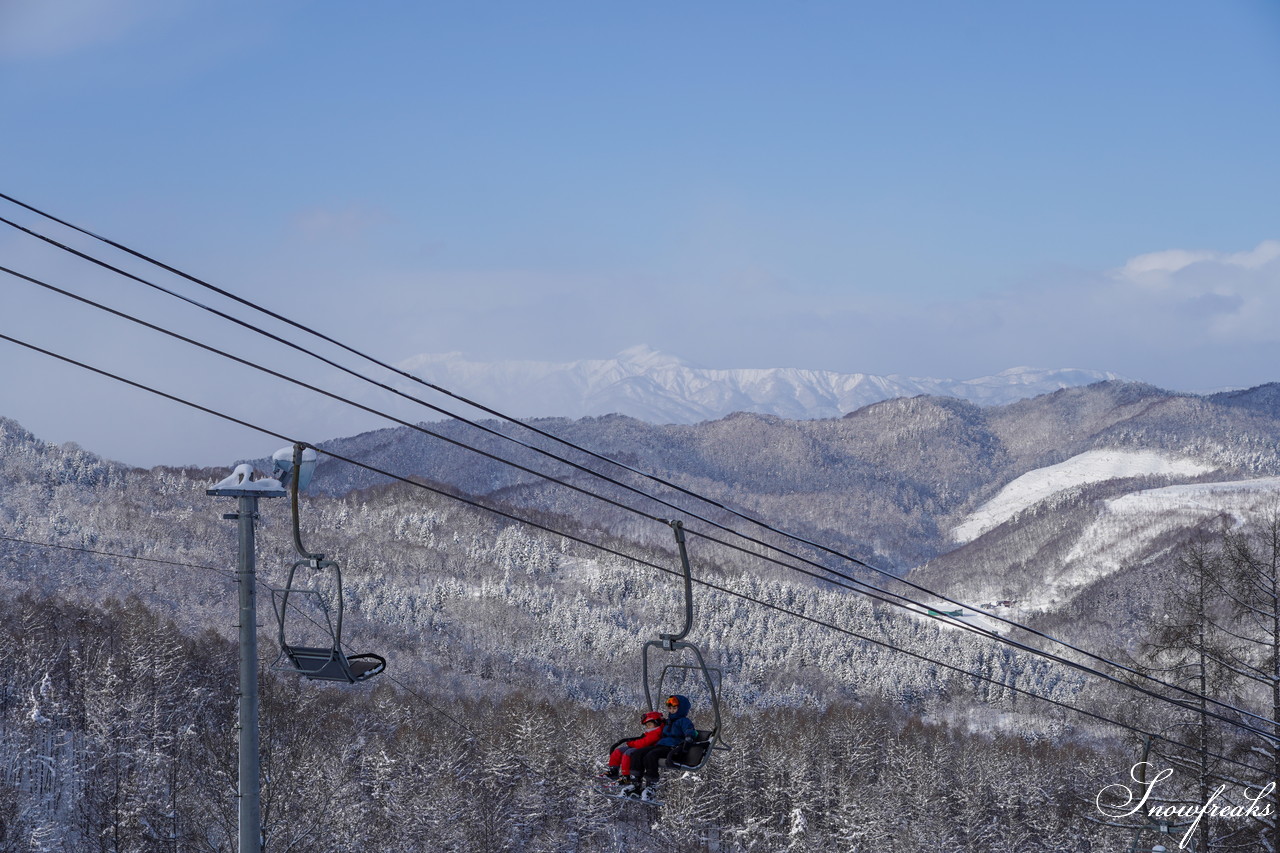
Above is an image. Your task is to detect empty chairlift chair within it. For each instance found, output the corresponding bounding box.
[274,557,386,683]
[271,444,386,684]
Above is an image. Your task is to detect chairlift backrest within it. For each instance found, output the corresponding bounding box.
[674,743,710,770]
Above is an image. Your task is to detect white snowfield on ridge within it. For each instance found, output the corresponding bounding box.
[1056,476,1280,588]
[1014,463,1280,613]
[1103,477,1280,516]
[951,449,1218,544]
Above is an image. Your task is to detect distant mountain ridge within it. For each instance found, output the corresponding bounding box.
[397,345,1126,423]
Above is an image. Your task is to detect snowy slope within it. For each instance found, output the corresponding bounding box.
[1030,477,1280,611]
[397,345,1123,424]
[1065,476,1280,576]
[932,459,1280,616]
[951,449,1217,543]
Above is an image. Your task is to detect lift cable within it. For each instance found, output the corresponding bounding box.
[5,260,1275,740]
[0,329,1273,777]
[0,262,674,523]
[4,256,1276,739]
[5,257,1274,737]
[1,197,1261,739]
[0,533,372,653]
[0,533,236,580]
[6,263,1271,740]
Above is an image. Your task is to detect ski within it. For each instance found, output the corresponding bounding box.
[594,789,663,806]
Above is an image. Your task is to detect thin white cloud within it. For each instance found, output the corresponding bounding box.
[1228,240,1280,270]
[1110,239,1280,343]
[1118,240,1280,280]
[288,205,391,244]
[1118,248,1219,281]
[2,0,136,58]
[738,239,1280,388]
[0,0,181,59]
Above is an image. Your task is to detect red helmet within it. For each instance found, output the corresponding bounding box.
[641,711,664,725]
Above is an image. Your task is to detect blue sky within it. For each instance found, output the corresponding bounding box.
[1,1,1278,465]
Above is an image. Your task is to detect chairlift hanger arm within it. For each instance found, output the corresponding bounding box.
[276,556,345,651]
[289,442,324,563]
[661,519,694,646]
[644,519,728,758]
[283,441,344,648]
[278,442,354,660]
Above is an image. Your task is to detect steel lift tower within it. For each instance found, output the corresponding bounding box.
[208,465,286,853]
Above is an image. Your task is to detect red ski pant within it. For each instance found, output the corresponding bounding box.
[608,746,642,776]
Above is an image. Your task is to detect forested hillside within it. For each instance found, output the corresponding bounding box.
[306,381,1280,570]
[4,381,1280,850]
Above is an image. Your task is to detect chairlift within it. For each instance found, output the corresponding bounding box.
[640,520,729,772]
[271,444,386,684]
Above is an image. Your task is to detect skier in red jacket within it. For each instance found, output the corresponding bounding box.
[602,711,664,781]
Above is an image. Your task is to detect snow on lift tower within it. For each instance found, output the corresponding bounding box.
[270,444,386,683]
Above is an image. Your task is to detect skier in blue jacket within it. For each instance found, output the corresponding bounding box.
[620,694,698,801]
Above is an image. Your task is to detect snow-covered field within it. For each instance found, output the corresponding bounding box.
[951,449,1216,543]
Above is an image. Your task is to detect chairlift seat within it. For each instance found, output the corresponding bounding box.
[667,731,716,771]
[284,645,386,683]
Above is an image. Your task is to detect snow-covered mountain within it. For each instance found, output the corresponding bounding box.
[396,345,1124,423]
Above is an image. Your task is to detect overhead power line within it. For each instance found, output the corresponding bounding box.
[0,533,235,579]
[0,531,513,774]
[0,530,501,766]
